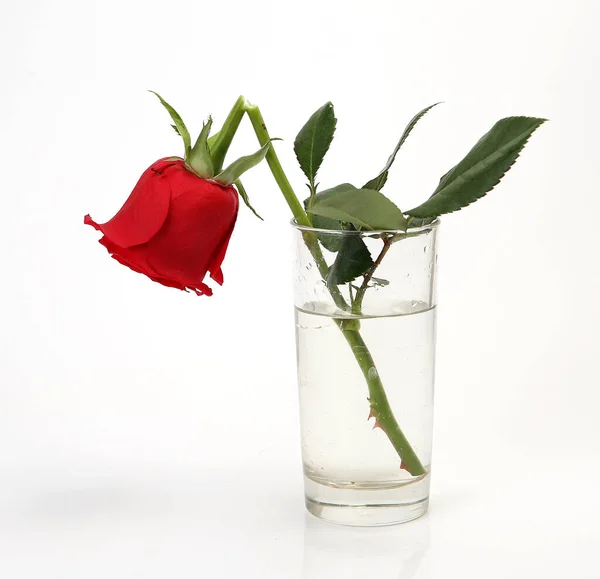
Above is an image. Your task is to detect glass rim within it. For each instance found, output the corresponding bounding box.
[290,218,440,236]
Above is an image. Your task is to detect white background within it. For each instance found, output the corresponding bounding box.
[1,0,599,577]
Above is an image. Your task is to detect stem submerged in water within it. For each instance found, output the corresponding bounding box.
[338,325,426,476]
[216,96,427,476]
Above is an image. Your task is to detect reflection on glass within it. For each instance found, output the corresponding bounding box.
[302,513,431,579]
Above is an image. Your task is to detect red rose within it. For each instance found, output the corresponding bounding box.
[85,157,239,296]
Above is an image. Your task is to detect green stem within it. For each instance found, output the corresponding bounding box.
[339,326,426,476]
[352,230,424,315]
[243,102,310,227]
[212,97,426,476]
[243,101,348,310]
[208,95,247,174]
[352,236,392,315]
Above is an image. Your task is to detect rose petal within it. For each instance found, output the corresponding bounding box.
[208,189,239,285]
[147,182,237,291]
[89,162,173,248]
[99,236,187,292]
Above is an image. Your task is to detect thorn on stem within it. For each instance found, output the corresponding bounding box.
[368,407,383,429]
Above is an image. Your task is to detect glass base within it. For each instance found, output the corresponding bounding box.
[303,473,430,526]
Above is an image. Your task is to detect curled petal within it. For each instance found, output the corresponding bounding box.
[88,164,173,248]
[98,235,216,294]
[86,159,237,297]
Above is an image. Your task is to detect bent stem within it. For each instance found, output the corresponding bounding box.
[218,97,426,476]
[208,95,247,174]
[243,101,348,309]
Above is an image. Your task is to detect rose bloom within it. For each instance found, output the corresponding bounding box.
[85,158,239,296]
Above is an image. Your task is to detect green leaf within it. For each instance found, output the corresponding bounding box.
[234,179,263,220]
[310,214,349,252]
[304,190,372,283]
[363,103,440,191]
[304,199,372,281]
[302,191,349,251]
[407,216,436,227]
[294,102,337,199]
[327,233,374,286]
[187,117,214,178]
[171,124,181,136]
[214,139,279,186]
[307,184,408,231]
[407,116,547,218]
[149,90,191,156]
[362,170,389,192]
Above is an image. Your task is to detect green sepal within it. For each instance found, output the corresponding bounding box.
[234,179,263,221]
[214,139,280,186]
[149,91,191,156]
[188,117,214,178]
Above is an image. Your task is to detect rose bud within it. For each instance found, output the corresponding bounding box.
[86,92,271,296]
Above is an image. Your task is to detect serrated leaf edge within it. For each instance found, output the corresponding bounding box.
[293,102,337,194]
[363,102,441,191]
[407,117,547,218]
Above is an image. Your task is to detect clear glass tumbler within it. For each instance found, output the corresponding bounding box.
[292,220,439,526]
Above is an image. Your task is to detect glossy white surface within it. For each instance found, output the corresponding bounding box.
[1,448,598,578]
